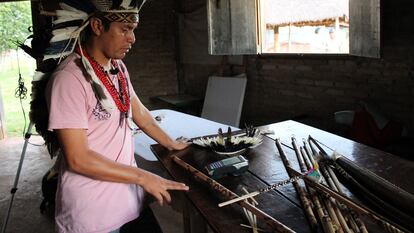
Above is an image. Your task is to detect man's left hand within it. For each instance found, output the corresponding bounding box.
[170,136,190,150]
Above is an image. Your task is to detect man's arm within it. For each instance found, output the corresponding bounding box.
[130,95,188,150]
[56,128,188,205]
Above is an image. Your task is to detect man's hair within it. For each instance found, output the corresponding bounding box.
[80,15,112,44]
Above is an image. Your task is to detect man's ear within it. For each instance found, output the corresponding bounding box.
[90,17,104,36]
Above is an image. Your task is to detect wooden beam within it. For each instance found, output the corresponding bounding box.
[273,26,279,52]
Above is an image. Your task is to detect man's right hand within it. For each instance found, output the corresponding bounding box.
[140,170,189,206]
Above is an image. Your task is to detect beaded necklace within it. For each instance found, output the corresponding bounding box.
[80,49,130,114]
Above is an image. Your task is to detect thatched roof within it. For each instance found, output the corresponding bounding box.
[265,0,348,27]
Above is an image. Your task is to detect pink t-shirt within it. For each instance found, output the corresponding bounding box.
[47,53,145,233]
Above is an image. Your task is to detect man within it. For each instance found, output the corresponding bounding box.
[43,0,189,232]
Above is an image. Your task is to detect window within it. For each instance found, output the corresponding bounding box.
[207,0,380,58]
[261,0,349,54]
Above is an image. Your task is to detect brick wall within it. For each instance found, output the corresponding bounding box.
[243,54,413,131]
[243,0,414,132]
[123,0,178,107]
[128,0,414,134]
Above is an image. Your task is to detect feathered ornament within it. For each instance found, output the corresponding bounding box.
[192,127,263,154]
[43,1,91,61]
[38,0,147,112]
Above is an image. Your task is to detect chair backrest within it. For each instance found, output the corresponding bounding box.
[201,74,247,127]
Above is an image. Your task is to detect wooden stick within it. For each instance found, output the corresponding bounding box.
[302,139,316,165]
[171,155,295,233]
[320,165,353,233]
[299,147,313,169]
[220,191,260,207]
[286,166,408,233]
[241,187,259,233]
[310,135,414,216]
[305,140,350,232]
[329,159,413,231]
[307,138,370,233]
[308,135,414,232]
[308,137,405,233]
[323,198,343,233]
[240,224,266,232]
[293,141,337,233]
[347,216,361,233]
[275,139,318,232]
[322,160,362,233]
[243,208,258,233]
[303,141,354,233]
[241,187,259,206]
[291,137,306,172]
[310,191,336,233]
[308,138,374,233]
[326,165,345,193]
[219,173,305,207]
[354,217,369,233]
[307,150,350,232]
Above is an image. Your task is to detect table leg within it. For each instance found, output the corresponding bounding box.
[183,199,207,233]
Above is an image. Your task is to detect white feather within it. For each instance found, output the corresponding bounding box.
[50,27,78,42]
[54,3,88,24]
[32,71,47,81]
[332,151,342,160]
[120,0,132,9]
[138,0,147,12]
[43,51,72,60]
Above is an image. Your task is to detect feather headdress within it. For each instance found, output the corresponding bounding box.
[39,0,147,112]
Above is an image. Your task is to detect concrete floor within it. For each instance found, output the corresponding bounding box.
[0,136,183,233]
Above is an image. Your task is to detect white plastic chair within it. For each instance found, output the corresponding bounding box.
[201,74,247,127]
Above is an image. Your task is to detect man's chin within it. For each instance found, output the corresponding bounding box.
[112,53,127,60]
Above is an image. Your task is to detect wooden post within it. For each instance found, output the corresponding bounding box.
[273,26,280,52]
[288,24,292,52]
[335,17,340,32]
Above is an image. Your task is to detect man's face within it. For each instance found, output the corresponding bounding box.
[99,21,138,59]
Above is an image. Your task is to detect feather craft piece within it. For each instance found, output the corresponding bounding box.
[42,2,91,61]
[193,127,263,154]
[50,27,81,42]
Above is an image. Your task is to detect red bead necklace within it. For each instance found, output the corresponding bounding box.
[81,49,130,113]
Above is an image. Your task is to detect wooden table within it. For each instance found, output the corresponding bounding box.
[151,120,414,233]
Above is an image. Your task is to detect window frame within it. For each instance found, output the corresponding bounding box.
[207,0,380,58]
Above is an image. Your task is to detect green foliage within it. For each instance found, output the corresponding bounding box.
[0,2,32,53]
[0,53,34,137]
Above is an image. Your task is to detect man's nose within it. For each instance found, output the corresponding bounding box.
[127,32,135,44]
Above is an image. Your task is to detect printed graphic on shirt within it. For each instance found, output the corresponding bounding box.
[92,102,111,120]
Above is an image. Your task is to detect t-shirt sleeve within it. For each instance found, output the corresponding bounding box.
[48,70,88,131]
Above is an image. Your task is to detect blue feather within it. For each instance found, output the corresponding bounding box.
[44,39,76,56]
